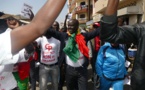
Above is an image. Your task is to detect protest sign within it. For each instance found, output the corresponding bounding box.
[21,3,33,19]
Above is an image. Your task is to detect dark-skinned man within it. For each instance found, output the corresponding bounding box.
[101,0,145,90]
[52,21,60,31]
[46,19,100,90]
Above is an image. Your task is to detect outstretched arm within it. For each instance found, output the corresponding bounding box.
[101,0,137,44]
[10,0,66,54]
[64,14,68,28]
[104,0,119,16]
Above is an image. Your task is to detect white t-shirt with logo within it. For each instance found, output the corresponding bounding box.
[36,36,60,65]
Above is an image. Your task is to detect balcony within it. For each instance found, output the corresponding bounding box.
[75,5,88,14]
[78,18,87,24]
[75,5,93,14]
[118,6,143,16]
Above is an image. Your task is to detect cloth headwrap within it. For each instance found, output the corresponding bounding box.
[63,30,89,62]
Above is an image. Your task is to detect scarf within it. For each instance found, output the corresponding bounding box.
[63,31,89,62]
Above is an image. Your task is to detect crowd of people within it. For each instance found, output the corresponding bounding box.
[1,0,145,90]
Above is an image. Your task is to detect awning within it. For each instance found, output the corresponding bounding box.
[118,6,143,16]
[86,20,93,25]
[79,24,86,28]
[96,0,139,13]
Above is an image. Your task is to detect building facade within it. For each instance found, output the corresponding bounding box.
[93,0,144,25]
[68,0,93,27]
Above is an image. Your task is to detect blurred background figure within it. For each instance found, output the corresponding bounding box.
[52,21,60,31]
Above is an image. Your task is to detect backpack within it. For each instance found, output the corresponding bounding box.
[103,45,125,58]
[102,45,126,81]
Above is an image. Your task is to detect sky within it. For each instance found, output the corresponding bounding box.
[0,0,68,23]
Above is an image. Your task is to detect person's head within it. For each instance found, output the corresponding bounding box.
[60,26,67,32]
[7,17,18,25]
[118,17,124,26]
[6,16,23,29]
[52,21,59,31]
[44,26,52,39]
[67,19,79,34]
[44,30,51,39]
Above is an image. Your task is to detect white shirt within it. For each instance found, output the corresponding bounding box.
[66,51,85,67]
[0,48,27,89]
[36,36,60,65]
[0,64,17,90]
[0,72,17,90]
[65,41,85,67]
[0,28,28,89]
[0,29,27,65]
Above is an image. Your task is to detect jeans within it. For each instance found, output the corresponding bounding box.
[99,76,124,90]
[66,65,88,90]
[39,64,59,90]
[29,60,39,90]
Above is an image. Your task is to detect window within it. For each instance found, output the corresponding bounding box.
[80,2,85,5]
[80,14,85,18]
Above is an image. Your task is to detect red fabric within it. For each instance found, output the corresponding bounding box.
[18,62,30,80]
[18,51,38,80]
[93,22,100,27]
[75,34,89,58]
[94,36,100,52]
[33,52,38,61]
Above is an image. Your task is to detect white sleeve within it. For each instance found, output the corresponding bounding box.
[35,37,41,45]
[17,49,28,62]
[0,31,27,65]
[0,31,15,65]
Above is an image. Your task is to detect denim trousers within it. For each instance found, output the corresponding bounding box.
[29,60,39,90]
[39,64,59,90]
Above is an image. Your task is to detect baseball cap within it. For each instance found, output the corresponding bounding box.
[93,22,100,27]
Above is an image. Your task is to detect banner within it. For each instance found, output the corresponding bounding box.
[21,3,33,19]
